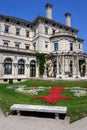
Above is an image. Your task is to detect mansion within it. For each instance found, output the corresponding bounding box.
[0,3,87,82]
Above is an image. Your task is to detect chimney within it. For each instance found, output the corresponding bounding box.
[65,12,71,26]
[45,3,53,19]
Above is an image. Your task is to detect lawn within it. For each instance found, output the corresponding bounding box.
[0,79,87,123]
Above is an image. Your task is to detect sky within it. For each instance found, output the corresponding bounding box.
[0,0,87,52]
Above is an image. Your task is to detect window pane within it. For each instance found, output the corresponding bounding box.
[45,45,48,48]
[18,60,25,74]
[70,43,73,51]
[26,46,29,50]
[45,27,48,34]
[54,43,58,51]
[26,31,29,37]
[4,59,12,74]
[79,44,80,49]
[15,44,19,49]
[52,29,55,34]
[3,42,8,48]
[16,28,20,35]
[30,60,36,77]
[5,26,9,33]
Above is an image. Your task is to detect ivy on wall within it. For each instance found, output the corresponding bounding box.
[36,52,45,76]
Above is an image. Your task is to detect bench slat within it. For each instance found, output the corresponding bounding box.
[10,104,67,114]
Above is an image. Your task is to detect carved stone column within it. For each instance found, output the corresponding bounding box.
[13,63,17,78]
[25,64,30,78]
[73,56,77,78]
[0,55,4,77]
[76,56,80,78]
[36,61,39,78]
[85,58,87,77]
[0,63,4,77]
[56,55,59,78]
[61,55,65,78]
[56,55,62,78]
[43,63,47,78]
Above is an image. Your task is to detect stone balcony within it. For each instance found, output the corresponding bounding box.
[50,31,77,39]
[0,45,35,55]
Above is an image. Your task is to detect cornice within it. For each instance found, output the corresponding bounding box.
[0,14,32,28]
[50,34,84,43]
[32,16,79,33]
[0,14,79,33]
[50,34,77,40]
[77,37,84,42]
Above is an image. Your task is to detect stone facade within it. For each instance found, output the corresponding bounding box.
[0,3,87,82]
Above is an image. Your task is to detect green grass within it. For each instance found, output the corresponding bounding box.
[0,79,87,123]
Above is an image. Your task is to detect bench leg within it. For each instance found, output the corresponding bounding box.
[17,110,20,116]
[55,113,59,119]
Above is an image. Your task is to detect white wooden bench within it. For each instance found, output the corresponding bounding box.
[10,104,67,119]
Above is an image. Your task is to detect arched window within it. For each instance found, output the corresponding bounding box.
[54,43,58,51]
[4,58,12,74]
[18,59,25,74]
[30,60,36,77]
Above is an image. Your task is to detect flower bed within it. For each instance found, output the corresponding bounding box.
[15,88,38,96]
[15,86,45,96]
[73,91,87,97]
[34,87,71,104]
[70,89,87,97]
[84,86,87,88]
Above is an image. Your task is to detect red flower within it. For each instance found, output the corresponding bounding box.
[30,86,36,88]
[84,86,87,88]
[34,87,71,105]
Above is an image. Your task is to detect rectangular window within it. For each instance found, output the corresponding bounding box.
[15,44,19,49]
[16,28,20,35]
[54,43,58,51]
[79,44,80,49]
[45,27,48,34]
[52,29,55,34]
[70,43,73,51]
[5,25,9,33]
[25,45,29,50]
[26,31,29,37]
[3,42,8,48]
[45,45,48,48]
[45,41,48,48]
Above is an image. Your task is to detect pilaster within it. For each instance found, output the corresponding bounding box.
[0,55,4,77]
[75,56,80,78]
[13,63,17,78]
[85,58,87,77]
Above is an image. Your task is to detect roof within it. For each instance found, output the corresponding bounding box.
[32,16,79,33]
[0,14,31,28]
[0,14,78,33]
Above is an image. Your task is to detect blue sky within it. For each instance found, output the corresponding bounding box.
[0,0,87,52]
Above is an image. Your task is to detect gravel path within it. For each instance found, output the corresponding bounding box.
[0,109,87,130]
